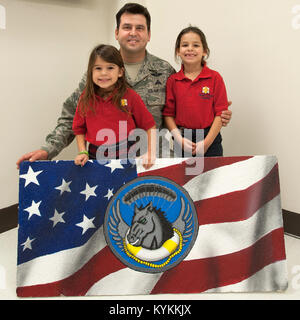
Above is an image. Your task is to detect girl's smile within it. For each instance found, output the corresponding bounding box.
[177,32,206,66]
[92,56,123,91]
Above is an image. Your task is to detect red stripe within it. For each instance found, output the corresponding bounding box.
[151,228,286,294]
[195,163,280,225]
[139,156,253,186]
[18,222,285,297]
[17,246,126,297]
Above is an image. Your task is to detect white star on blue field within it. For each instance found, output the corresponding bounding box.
[18,160,137,264]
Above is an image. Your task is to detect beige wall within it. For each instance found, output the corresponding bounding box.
[1,0,300,214]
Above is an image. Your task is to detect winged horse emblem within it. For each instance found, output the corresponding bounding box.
[106,180,197,270]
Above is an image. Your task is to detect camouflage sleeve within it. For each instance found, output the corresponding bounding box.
[168,64,176,77]
[41,74,86,159]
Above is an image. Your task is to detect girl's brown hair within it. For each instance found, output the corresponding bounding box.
[79,44,129,116]
[175,26,210,66]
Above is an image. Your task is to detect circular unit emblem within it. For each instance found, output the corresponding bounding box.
[104,176,198,273]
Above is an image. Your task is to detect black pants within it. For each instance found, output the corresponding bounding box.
[88,140,136,160]
[174,127,223,158]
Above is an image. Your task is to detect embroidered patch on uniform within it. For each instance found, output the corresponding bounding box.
[150,71,162,77]
[121,99,127,107]
[104,176,198,273]
[155,80,162,85]
[202,86,210,94]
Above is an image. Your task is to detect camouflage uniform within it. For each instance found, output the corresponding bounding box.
[42,51,175,159]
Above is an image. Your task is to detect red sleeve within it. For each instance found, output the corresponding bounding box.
[213,72,228,116]
[162,75,176,117]
[72,104,87,135]
[129,89,156,130]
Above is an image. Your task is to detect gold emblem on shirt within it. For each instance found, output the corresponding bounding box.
[121,99,128,107]
[202,86,210,94]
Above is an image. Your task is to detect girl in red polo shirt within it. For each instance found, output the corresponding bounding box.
[163,26,228,157]
[72,44,156,168]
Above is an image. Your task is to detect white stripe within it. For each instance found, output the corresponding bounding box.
[204,260,288,292]
[184,155,277,201]
[17,225,107,287]
[83,196,284,295]
[85,261,287,296]
[86,268,163,296]
[186,195,283,260]
[136,157,184,174]
[86,260,287,296]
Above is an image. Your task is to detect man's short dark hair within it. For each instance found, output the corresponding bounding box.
[116,2,151,31]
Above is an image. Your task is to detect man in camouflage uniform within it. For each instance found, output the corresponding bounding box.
[16,3,231,167]
[40,51,174,160]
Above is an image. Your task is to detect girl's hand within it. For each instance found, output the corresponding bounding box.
[74,153,89,167]
[178,136,196,154]
[140,151,156,170]
[192,140,209,156]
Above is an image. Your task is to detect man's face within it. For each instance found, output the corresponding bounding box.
[115,13,150,56]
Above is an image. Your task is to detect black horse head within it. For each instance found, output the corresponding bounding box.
[127,202,174,250]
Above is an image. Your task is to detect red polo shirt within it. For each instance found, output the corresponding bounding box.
[72,88,155,146]
[163,64,228,129]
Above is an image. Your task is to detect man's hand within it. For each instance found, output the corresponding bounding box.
[16,149,49,169]
[221,101,232,127]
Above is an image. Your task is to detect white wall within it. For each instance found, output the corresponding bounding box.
[0,0,116,208]
[1,0,300,214]
[145,0,300,214]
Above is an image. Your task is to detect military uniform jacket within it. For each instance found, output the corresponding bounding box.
[42,51,175,159]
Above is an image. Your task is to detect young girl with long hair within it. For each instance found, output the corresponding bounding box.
[163,26,228,157]
[72,44,156,168]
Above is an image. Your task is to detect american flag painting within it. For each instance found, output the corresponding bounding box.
[17,156,288,297]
